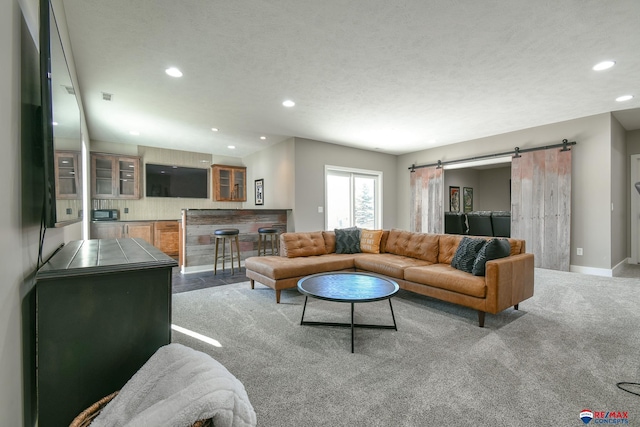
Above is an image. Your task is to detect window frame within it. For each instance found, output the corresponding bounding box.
[324,165,383,230]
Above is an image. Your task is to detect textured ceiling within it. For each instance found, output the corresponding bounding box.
[61,0,640,157]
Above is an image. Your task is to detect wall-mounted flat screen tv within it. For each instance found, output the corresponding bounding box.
[145,164,208,198]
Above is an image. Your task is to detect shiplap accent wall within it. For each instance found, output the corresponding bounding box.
[410,166,443,233]
[511,148,572,270]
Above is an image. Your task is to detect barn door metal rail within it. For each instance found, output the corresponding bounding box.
[408,139,576,172]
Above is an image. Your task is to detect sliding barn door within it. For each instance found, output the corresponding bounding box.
[511,148,572,270]
[410,166,443,233]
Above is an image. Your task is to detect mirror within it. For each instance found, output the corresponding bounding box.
[43,0,83,226]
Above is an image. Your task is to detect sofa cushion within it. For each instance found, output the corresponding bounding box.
[322,231,336,253]
[384,229,439,262]
[437,234,464,264]
[508,239,524,255]
[245,254,357,280]
[451,237,486,273]
[472,238,511,276]
[360,229,384,254]
[281,232,327,258]
[354,254,432,279]
[404,264,486,298]
[379,230,390,253]
[335,227,361,254]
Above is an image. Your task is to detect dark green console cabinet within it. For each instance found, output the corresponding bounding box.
[35,238,177,427]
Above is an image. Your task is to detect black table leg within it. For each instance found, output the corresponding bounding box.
[300,296,308,325]
[389,298,397,331]
[351,302,355,353]
[299,298,397,353]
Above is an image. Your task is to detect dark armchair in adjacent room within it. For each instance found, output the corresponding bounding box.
[444,212,468,235]
[490,211,511,237]
[466,211,494,236]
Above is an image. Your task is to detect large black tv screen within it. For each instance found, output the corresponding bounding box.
[145,164,208,198]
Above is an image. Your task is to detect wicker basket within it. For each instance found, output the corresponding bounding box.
[69,391,213,427]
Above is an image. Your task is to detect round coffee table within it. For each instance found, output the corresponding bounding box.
[297,272,399,353]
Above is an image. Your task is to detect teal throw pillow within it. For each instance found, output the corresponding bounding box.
[335,227,361,254]
[451,237,487,273]
[472,238,511,276]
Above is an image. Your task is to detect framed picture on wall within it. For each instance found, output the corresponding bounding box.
[255,179,264,205]
[463,187,473,212]
[449,186,460,212]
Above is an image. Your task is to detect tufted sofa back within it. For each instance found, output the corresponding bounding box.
[280,229,525,261]
[384,229,439,263]
[280,232,327,258]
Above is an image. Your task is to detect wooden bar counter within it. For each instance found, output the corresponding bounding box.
[180,209,290,273]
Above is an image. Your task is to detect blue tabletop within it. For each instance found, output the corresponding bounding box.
[297,272,399,302]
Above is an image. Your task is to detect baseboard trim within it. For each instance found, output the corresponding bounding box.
[569,265,613,277]
[612,258,630,276]
[180,261,245,275]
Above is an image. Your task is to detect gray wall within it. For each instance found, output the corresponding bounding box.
[398,113,615,271]
[627,129,640,257]
[444,166,511,212]
[477,166,511,211]
[3,3,28,424]
[611,116,627,268]
[4,1,85,424]
[628,129,640,154]
[443,168,478,211]
[243,138,295,212]
[293,138,398,232]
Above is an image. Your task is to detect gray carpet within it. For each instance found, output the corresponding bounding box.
[171,269,640,426]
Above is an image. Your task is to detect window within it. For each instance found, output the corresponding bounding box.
[325,166,382,230]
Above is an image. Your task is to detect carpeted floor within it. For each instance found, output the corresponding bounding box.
[171,268,640,426]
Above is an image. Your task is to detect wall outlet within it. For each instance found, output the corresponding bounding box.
[577,248,583,256]
[124,207,129,214]
[317,206,323,213]
[66,208,72,215]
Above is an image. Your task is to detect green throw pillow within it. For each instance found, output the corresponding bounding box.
[335,227,361,254]
[472,238,511,276]
[451,237,487,273]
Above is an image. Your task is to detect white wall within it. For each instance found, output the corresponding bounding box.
[294,138,398,232]
[398,113,614,271]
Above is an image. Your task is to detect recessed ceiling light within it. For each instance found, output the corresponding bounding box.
[211,127,219,132]
[165,67,183,78]
[616,95,634,102]
[260,136,266,140]
[228,145,236,149]
[593,60,615,71]
[52,121,58,126]
[129,130,140,135]
[282,100,295,107]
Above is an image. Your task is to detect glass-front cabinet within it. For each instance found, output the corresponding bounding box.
[119,158,138,197]
[54,151,81,199]
[212,164,246,201]
[91,153,140,199]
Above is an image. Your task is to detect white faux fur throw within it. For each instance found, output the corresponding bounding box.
[91,343,256,427]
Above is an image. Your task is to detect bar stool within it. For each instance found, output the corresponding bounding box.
[257,227,279,256]
[213,228,241,275]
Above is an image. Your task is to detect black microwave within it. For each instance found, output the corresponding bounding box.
[91,209,119,221]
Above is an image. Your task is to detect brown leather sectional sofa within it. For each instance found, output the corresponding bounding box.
[245,229,534,327]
